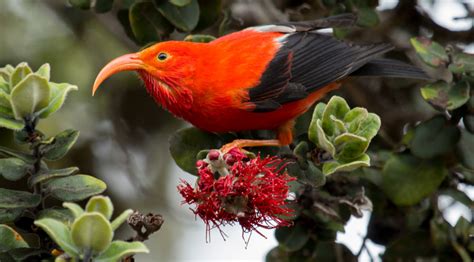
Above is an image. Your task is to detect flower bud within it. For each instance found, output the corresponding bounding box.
[223,153,236,165]
[143,213,164,233]
[196,160,207,169]
[207,149,221,161]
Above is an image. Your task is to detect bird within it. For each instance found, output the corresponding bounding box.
[92,14,428,152]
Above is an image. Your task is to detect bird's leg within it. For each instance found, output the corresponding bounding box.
[220,120,294,153]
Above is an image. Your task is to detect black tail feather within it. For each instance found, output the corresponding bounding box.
[350,58,430,80]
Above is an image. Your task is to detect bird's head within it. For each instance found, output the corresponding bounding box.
[92,41,198,96]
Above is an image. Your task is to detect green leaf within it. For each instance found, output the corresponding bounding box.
[0,158,30,181]
[381,154,447,206]
[296,161,326,188]
[194,0,222,31]
[110,209,133,231]
[155,0,200,32]
[129,2,174,44]
[183,34,216,43]
[0,225,29,252]
[420,80,470,111]
[0,65,14,85]
[0,146,35,163]
[8,248,47,261]
[13,129,30,145]
[28,167,79,186]
[293,141,309,167]
[45,174,107,202]
[0,116,23,130]
[439,189,473,210]
[344,107,368,133]
[37,208,74,224]
[38,82,78,118]
[0,188,40,209]
[308,104,323,143]
[410,37,448,67]
[454,217,472,243]
[117,9,136,42]
[457,128,474,169]
[169,127,223,175]
[334,133,368,161]
[354,112,381,140]
[35,64,50,81]
[275,224,310,252]
[42,129,79,161]
[0,86,10,107]
[94,0,114,13]
[329,115,347,135]
[356,7,379,27]
[63,202,85,218]
[313,102,325,120]
[95,240,149,262]
[430,218,451,249]
[71,212,113,254]
[0,208,23,223]
[313,119,336,156]
[0,104,13,116]
[196,149,210,161]
[410,115,460,159]
[321,96,350,136]
[34,218,79,257]
[86,196,114,220]
[10,74,50,120]
[69,0,91,9]
[170,0,192,7]
[10,63,32,89]
[448,52,474,74]
[322,153,370,175]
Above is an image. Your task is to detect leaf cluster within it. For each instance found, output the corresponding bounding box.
[0,63,151,262]
[69,0,222,45]
[35,196,148,261]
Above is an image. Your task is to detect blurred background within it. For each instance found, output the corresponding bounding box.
[0,0,472,261]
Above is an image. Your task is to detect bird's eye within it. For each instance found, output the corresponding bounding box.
[157,52,168,61]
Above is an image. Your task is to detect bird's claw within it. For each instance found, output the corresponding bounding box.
[220,143,250,155]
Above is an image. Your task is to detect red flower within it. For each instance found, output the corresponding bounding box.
[178,148,295,243]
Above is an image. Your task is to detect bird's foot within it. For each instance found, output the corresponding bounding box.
[220,139,281,153]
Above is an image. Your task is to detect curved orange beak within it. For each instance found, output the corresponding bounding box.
[92,53,147,96]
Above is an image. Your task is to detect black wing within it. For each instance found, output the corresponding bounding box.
[247,15,429,112]
[248,32,393,112]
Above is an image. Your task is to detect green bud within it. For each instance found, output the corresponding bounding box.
[71,212,113,255]
[308,96,381,175]
[86,196,114,220]
[10,74,50,120]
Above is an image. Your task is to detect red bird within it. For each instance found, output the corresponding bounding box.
[93,14,427,151]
